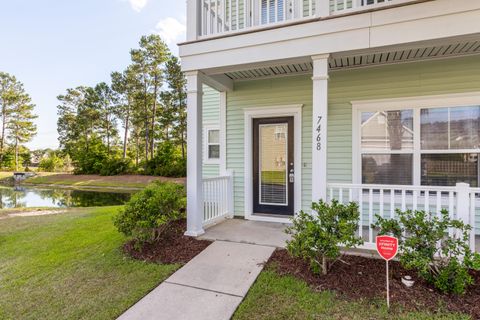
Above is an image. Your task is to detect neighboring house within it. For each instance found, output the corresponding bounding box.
[30,150,50,168]
[182,0,480,251]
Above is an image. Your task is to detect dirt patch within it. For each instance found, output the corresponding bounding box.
[24,174,185,187]
[269,249,480,318]
[8,210,67,218]
[123,219,212,264]
[0,209,68,220]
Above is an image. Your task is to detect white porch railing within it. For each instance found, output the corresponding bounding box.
[327,183,480,252]
[330,0,399,14]
[198,0,412,37]
[471,188,480,251]
[202,174,234,226]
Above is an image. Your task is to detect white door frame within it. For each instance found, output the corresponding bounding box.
[244,105,303,223]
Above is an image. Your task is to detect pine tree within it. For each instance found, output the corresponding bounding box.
[111,66,140,159]
[163,56,187,159]
[7,91,37,170]
[129,35,170,161]
[0,72,20,162]
[87,83,118,156]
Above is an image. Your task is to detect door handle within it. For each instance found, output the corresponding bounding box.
[289,169,294,183]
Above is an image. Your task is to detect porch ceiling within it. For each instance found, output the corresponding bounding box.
[223,39,480,81]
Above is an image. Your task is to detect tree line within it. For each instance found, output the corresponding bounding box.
[57,34,187,177]
[0,72,37,171]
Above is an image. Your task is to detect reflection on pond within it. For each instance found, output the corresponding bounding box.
[0,186,132,208]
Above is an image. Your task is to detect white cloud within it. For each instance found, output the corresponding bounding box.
[155,17,186,51]
[129,0,148,12]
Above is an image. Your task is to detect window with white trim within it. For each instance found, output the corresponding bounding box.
[356,101,480,187]
[205,127,220,163]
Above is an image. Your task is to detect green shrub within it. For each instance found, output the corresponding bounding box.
[145,142,186,177]
[114,182,186,245]
[286,200,363,275]
[39,153,65,172]
[373,209,480,294]
[73,139,108,174]
[99,157,133,176]
[0,149,16,171]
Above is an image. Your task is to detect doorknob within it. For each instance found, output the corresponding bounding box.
[289,169,294,183]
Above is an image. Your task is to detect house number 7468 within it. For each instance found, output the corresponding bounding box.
[316,116,322,151]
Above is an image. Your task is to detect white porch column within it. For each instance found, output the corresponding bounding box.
[185,71,204,237]
[311,54,330,203]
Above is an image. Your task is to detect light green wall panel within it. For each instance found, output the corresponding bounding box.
[226,76,313,215]
[203,84,220,124]
[203,84,220,177]
[328,55,480,184]
[329,56,480,232]
[226,56,480,219]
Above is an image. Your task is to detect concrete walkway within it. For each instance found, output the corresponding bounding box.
[118,240,274,320]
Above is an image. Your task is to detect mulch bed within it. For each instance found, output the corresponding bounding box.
[268,249,480,318]
[123,219,212,264]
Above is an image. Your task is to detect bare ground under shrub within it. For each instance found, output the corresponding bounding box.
[123,219,211,264]
[269,249,480,318]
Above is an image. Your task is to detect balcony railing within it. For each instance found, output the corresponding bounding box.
[195,0,404,38]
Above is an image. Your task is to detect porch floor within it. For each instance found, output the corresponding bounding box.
[200,219,480,254]
[200,218,291,248]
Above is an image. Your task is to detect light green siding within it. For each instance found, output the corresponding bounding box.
[203,84,220,177]
[226,76,313,215]
[226,56,480,217]
[329,56,480,233]
[203,84,220,124]
[328,55,480,184]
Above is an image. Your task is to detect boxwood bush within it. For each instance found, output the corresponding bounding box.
[114,182,186,246]
[286,199,363,275]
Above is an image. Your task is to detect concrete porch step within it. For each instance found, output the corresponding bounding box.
[200,218,291,248]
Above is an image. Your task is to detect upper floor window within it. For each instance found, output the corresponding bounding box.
[262,0,284,24]
[357,100,480,187]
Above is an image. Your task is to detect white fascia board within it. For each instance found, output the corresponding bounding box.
[180,1,480,72]
[180,14,371,58]
[370,9,480,48]
[181,28,370,71]
[370,0,480,26]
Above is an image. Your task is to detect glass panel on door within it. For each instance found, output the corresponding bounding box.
[259,123,288,205]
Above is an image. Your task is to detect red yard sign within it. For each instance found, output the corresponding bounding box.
[376,235,399,309]
[376,236,398,261]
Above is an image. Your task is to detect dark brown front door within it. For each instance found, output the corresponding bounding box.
[253,117,294,216]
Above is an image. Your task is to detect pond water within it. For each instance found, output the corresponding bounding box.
[0,186,133,209]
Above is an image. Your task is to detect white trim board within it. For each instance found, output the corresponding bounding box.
[244,105,303,223]
[352,91,480,110]
[351,91,480,185]
[219,91,227,173]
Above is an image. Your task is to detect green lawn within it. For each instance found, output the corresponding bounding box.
[233,270,469,320]
[0,206,178,320]
[0,172,13,180]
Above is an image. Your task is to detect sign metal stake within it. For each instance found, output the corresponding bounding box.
[386,260,390,309]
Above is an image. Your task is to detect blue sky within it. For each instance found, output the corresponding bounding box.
[0,0,186,150]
